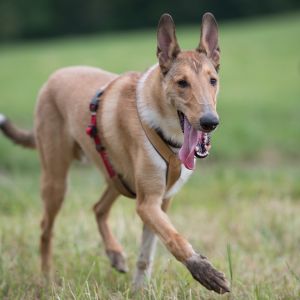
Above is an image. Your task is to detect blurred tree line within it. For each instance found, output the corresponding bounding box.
[0,0,299,41]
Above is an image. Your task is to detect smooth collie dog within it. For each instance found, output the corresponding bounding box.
[0,13,230,294]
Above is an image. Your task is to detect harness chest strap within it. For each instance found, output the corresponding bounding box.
[140,121,182,191]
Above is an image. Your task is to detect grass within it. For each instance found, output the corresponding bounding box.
[1,12,300,299]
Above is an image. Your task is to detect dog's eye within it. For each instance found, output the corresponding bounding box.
[210,78,217,86]
[177,80,189,88]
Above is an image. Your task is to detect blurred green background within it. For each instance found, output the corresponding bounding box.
[0,2,300,299]
[0,0,299,41]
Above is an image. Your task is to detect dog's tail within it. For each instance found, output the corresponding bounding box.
[0,114,36,149]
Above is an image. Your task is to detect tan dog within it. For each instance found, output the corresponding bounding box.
[0,13,230,294]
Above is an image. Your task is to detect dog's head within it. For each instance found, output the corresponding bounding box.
[157,13,220,133]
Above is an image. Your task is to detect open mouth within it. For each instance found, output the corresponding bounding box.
[177,111,211,170]
[178,111,185,133]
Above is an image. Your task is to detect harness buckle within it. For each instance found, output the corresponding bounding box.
[96,143,106,152]
[89,101,98,112]
[89,90,104,112]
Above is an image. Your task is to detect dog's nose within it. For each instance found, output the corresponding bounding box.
[200,113,219,131]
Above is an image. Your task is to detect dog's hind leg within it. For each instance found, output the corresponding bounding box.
[132,198,172,290]
[36,92,75,275]
[40,166,70,275]
[38,137,73,275]
[93,184,128,273]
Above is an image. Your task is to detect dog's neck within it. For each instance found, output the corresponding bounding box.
[136,64,183,151]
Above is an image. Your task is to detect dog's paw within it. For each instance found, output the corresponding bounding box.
[106,250,128,273]
[131,276,146,293]
[185,253,230,294]
[132,265,150,292]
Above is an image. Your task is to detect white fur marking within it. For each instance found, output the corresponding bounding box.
[165,164,194,198]
[133,226,157,289]
[0,114,7,125]
[136,64,167,172]
[136,64,159,126]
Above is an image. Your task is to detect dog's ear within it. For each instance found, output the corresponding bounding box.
[197,13,220,70]
[157,14,181,74]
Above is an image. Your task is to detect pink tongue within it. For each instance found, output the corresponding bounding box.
[179,117,199,170]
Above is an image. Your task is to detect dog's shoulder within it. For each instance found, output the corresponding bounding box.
[111,71,142,98]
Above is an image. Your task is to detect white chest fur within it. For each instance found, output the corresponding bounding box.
[142,134,194,199]
[165,164,194,198]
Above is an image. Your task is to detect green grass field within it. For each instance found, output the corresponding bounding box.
[1,12,300,299]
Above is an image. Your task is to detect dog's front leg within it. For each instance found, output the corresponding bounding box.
[133,197,172,290]
[132,224,157,290]
[136,193,230,294]
[93,185,128,273]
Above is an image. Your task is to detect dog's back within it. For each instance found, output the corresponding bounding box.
[34,66,117,167]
